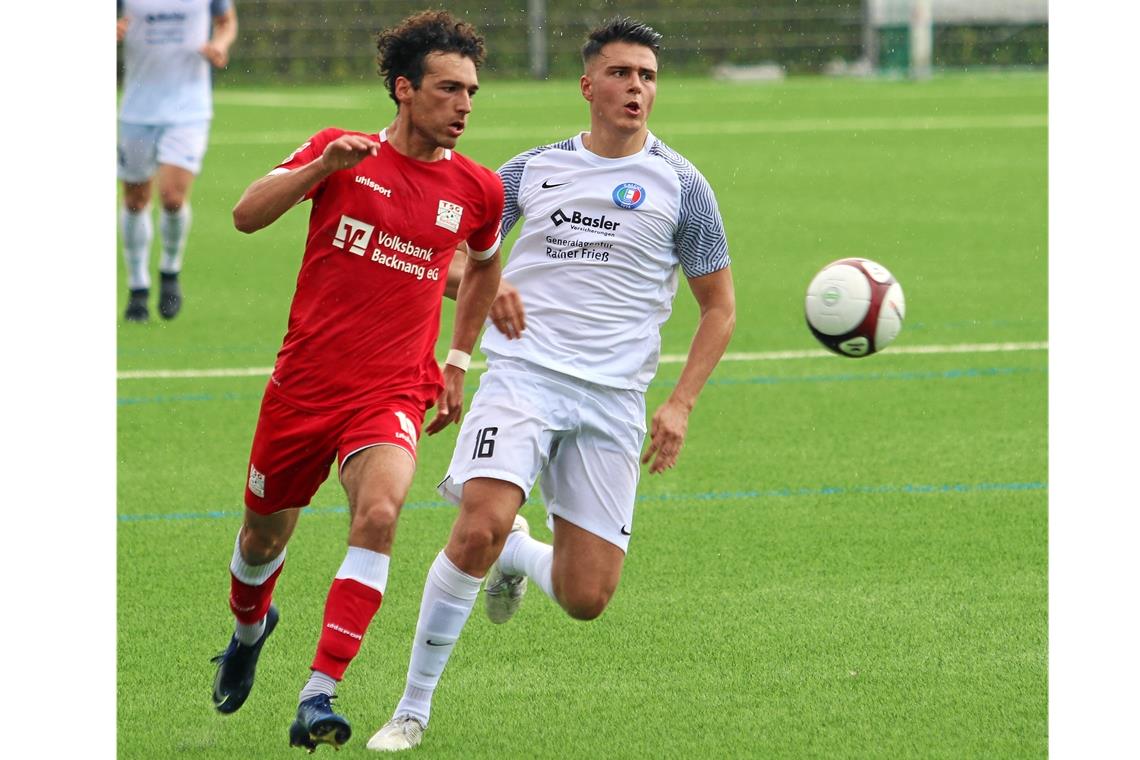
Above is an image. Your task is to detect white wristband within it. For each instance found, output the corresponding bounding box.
[445,349,471,372]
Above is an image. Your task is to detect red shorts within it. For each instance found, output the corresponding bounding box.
[244,384,428,514]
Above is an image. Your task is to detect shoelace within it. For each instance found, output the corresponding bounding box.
[210,637,241,664]
[395,716,423,739]
[304,694,338,710]
[490,575,524,594]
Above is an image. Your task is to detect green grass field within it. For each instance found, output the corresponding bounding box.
[117,72,1047,758]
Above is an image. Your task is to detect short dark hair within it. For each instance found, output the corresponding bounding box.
[376,10,486,104]
[581,16,662,66]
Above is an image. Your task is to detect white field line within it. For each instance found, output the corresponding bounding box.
[117,341,1047,380]
[209,113,1046,147]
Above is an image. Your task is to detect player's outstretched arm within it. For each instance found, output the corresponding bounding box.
[201,6,238,68]
[232,135,380,233]
[642,266,736,474]
[426,250,502,436]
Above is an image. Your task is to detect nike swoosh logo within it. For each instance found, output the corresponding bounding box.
[541,179,571,189]
[620,525,632,536]
[426,639,451,647]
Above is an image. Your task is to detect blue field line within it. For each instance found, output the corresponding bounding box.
[680,365,1044,389]
[117,480,1046,523]
[117,365,1044,406]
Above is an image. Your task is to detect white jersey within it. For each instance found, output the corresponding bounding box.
[481,132,730,391]
[117,0,230,125]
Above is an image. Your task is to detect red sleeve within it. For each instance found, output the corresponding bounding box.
[272,128,343,201]
[466,170,504,259]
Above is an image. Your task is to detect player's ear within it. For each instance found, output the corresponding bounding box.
[580,74,592,102]
[394,75,415,105]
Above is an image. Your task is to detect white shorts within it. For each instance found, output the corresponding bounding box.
[438,357,646,552]
[117,120,211,183]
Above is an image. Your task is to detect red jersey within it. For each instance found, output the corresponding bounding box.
[267,127,503,411]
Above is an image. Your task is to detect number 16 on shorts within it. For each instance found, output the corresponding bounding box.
[472,426,498,459]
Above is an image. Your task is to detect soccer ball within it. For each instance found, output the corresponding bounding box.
[804,258,906,358]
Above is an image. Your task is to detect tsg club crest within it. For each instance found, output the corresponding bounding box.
[612,182,646,210]
[436,200,464,233]
[248,464,266,498]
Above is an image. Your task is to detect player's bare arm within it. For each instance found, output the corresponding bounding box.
[426,250,502,436]
[233,135,381,233]
[446,242,527,337]
[642,266,736,474]
[200,6,238,68]
[117,16,129,41]
[444,245,468,300]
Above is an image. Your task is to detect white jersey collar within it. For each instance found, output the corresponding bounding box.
[572,131,655,166]
[377,128,452,160]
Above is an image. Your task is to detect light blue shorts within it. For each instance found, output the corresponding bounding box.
[117,120,211,182]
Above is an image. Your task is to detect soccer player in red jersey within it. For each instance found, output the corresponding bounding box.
[208,11,505,752]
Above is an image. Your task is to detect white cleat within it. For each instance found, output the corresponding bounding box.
[366,715,425,752]
[485,514,530,624]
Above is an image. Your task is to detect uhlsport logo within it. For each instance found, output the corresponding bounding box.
[612,182,646,210]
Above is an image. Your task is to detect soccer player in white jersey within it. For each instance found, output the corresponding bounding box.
[117,0,237,321]
[368,16,736,752]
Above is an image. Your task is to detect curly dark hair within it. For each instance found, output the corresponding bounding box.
[581,16,662,66]
[376,10,486,105]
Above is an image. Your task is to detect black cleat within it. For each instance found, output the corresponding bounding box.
[289,694,352,752]
[211,605,279,714]
[159,272,182,320]
[125,288,149,322]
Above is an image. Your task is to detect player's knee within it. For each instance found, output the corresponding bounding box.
[447,517,505,571]
[350,500,400,542]
[158,183,188,212]
[560,588,613,621]
[123,187,151,213]
[160,194,186,213]
[240,529,287,566]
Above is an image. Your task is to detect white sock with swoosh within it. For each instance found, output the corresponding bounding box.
[393,551,482,725]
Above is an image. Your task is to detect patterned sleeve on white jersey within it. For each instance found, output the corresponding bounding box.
[649,141,731,278]
[497,138,577,238]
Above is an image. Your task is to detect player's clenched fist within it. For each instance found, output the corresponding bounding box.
[200,40,230,68]
[321,136,382,172]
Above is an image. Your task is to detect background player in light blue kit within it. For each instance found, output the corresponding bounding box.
[369,16,737,752]
[117,0,237,321]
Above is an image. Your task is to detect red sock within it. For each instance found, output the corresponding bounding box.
[311,578,383,680]
[229,564,284,624]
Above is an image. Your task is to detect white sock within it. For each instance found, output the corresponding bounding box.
[230,531,286,645]
[299,670,338,702]
[499,531,555,601]
[394,551,482,726]
[121,206,152,290]
[335,545,390,594]
[159,204,190,274]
